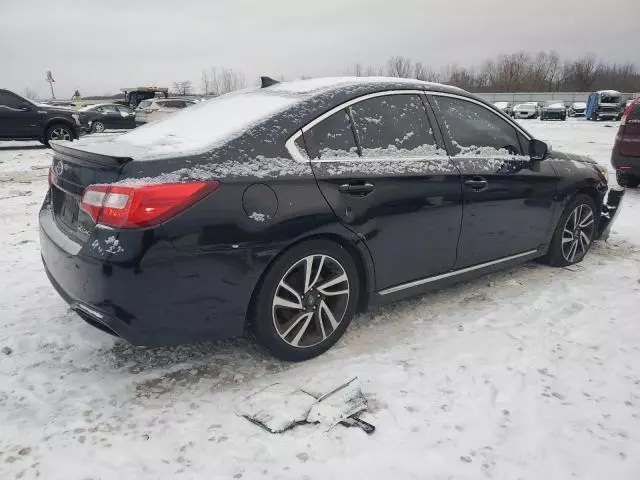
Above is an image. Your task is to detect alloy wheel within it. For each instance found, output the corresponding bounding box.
[272,254,350,348]
[561,203,595,262]
[50,127,71,141]
[93,121,105,133]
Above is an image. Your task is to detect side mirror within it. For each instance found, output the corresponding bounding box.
[529,139,550,161]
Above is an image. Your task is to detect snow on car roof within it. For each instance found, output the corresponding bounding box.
[597,90,621,96]
[267,76,454,94]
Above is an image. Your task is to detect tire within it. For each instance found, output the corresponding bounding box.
[92,121,105,133]
[542,194,598,267]
[618,172,640,188]
[44,124,73,146]
[251,239,360,361]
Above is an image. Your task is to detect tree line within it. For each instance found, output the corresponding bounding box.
[348,51,640,93]
[180,51,638,97]
[53,50,638,101]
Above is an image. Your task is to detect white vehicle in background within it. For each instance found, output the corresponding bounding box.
[493,101,513,117]
[568,102,587,117]
[512,102,538,119]
[134,98,197,125]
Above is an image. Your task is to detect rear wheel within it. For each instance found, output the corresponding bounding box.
[92,121,105,133]
[251,239,359,361]
[44,124,73,146]
[542,195,597,267]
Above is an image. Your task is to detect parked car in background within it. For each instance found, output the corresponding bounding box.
[134,98,197,125]
[79,103,136,133]
[40,77,623,361]
[568,102,587,117]
[586,90,624,121]
[39,100,89,110]
[493,101,513,117]
[540,101,567,121]
[513,102,538,119]
[0,88,82,145]
[121,87,169,108]
[611,96,640,187]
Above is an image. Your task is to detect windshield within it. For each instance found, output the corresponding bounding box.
[137,100,152,110]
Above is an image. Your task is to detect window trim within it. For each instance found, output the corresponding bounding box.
[285,89,532,163]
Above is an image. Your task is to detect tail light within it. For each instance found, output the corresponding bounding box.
[48,167,53,187]
[80,181,219,228]
[620,97,639,126]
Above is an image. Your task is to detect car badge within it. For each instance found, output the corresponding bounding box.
[54,161,64,176]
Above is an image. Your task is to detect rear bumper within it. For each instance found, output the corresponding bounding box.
[597,187,625,241]
[541,111,566,119]
[611,152,640,175]
[39,203,264,346]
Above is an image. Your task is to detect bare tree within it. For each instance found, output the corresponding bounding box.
[413,62,441,82]
[386,56,413,78]
[208,67,246,96]
[201,69,211,94]
[172,80,193,96]
[364,65,384,77]
[22,87,38,100]
[347,62,364,76]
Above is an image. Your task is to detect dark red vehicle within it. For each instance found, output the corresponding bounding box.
[612,97,640,188]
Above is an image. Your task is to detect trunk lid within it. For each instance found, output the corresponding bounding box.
[49,142,131,243]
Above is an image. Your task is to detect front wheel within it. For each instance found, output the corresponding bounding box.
[91,121,105,133]
[251,239,360,361]
[542,195,597,267]
[44,124,73,146]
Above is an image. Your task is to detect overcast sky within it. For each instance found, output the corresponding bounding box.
[1,0,638,98]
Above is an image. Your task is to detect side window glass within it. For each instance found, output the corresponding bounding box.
[102,105,118,112]
[0,91,24,109]
[303,109,358,159]
[433,96,522,156]
[350,94,439,157]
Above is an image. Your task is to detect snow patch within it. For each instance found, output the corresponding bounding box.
[249,212,266,222]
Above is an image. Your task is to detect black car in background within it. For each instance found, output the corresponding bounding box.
[79,103,136,133]
[0,88,82,145]
[40,77,623,361]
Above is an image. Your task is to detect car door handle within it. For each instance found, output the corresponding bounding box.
[339,182,375,196]
[464,177,488,191]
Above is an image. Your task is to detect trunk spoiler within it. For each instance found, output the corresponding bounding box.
[51,142,133,166]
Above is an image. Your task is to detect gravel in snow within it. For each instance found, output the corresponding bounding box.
[1,119,639,479]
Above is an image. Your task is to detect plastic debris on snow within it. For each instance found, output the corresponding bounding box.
[238,376,374,434]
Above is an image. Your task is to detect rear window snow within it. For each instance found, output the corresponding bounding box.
[116,92,296,157]
[68,92,297,160]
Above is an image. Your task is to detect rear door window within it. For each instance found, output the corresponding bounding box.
[303,109,358,159]
[432,96,523,155]
[349,94,438,157]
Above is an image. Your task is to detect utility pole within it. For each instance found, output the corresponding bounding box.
[46,70,56,99]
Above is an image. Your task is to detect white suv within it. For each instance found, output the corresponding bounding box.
[135,98,197,125]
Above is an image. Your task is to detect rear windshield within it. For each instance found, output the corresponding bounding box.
[601,95,620,104]
[114,91,297,157]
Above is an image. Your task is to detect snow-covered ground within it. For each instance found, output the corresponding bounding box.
[1,119,639,479]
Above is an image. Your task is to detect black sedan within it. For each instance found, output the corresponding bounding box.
[40,77,624,361]
[79,103,136,133]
